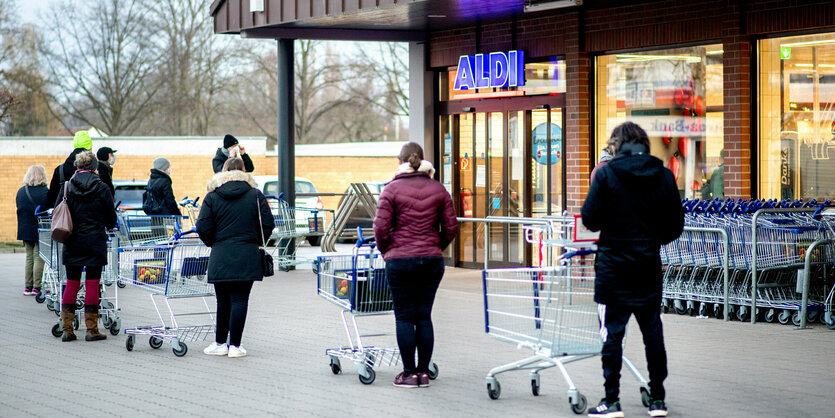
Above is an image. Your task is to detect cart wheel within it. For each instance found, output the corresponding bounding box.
[358,367,375,385]
[571,393,587,414]
[640,386,651,407]
[75,300,83,310]
[735,306,749,322]
[109,318,121,336]
[698,303,708,317]
[117,281,126,288]
[808,310,819,323]
[531,379,540,396]
[777,310,791,325]
[126,335,135,351]
[149,336,164,349]
[764,309,775,323]
[35,292,45,303]
[487,381,501,400]
[51,323,62,338]
[791,311,802,326]
[73,316,79,330]
[330,360,341,375]
[53,301,61,315]
[172,342,188,357]
[102,316,113,329]
[828,320,835,331]
[674,305,687,315]
[46,299,55,311]
[102,300,114,310]
[427,362,439,380]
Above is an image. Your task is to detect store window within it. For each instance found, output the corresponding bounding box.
[759,34,835,200]
[595,45,724,199]
[439,56,566,101]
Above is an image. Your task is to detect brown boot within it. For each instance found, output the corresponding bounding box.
[61,303,77,342]
[84,305,107,341]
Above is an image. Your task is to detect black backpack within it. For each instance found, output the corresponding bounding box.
[142,186,162,215]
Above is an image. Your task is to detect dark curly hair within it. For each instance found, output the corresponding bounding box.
[610,121,650,154]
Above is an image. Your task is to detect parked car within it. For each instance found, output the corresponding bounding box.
[337,181,386,242]
[252,176,325,246]
[113,179,148,213]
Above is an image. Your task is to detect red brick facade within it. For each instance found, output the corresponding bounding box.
[429,0,835,209]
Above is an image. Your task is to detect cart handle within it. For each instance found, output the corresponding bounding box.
[173,227,198,240]
[356,227,376,248]
[562,249,595,259]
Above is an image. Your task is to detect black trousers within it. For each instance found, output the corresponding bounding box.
[386,256,444,375]
[598,303,667,403]
[214,281,254,347]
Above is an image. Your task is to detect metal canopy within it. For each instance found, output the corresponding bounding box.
[211,0,656,40]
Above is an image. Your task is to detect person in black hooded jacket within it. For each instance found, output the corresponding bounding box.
[146,157,180,216]
[57,150,117,343]
[581,122,683,418]
[196,158,274,358]
[212,134,254,174]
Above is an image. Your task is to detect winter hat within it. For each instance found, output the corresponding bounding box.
[73,130,93,150]
[223,134,238,149]
[153,157,171,172]
[97,146,116,161]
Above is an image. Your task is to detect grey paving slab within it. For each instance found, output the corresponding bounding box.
[1,249,834,417]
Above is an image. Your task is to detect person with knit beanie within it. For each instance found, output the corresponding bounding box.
[212,134,254,173]
[48,130,94,208]
[58,150,117,342]
[145,157,180,216]
[96,147,117,197]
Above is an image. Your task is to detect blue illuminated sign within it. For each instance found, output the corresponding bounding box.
[454,50,525,90]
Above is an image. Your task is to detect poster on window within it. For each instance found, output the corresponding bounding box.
[781,138,794,199]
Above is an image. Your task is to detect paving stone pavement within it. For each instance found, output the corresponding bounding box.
[1,248,834,417]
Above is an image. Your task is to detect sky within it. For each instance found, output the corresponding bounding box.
[18,0,53,24]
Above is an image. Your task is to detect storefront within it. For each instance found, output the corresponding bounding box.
[212,0,835,268]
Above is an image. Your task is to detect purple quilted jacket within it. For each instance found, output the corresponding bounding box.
[373,171,458,261]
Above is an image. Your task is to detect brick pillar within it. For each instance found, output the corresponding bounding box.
[565,12,591,212]
[722,5,752,198]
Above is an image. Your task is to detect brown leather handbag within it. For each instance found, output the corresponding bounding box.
[51,181,73,243]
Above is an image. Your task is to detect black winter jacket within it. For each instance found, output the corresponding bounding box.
[59,171,117,266]
[581,143,684,307]
[212,148,254,174]
[147,169,180,216]
[98,160,115,197]
[16,185,49,242]
[47,148,86,209]
[196,170,274,283]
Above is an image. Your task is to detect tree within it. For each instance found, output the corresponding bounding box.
[41,0,162,135]
[294,40,353,144]
[350,42,409,117]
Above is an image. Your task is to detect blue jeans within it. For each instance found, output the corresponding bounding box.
[385,256,444,375]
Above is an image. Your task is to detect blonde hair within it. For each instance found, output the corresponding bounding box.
[23,165,47,186]
[222,157,245,172]
[74,150,96,169]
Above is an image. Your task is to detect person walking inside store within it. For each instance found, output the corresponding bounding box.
[581,122,683,418]
[17,165,49,296]
[373,143,458,388]
[57,151,117,342]
[212,134,254,174]
[48,130,93,208]
[96,147,117,197]
[197,158,274,358]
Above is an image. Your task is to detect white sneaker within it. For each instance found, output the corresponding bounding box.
[203,342,228,356]
[228,345,247,358]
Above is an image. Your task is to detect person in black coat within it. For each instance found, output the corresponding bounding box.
[17,165,50,296]
[197,158,274,358]
[96,146,117,197]
[146,157,180,216]
[57,150,117,343]
[48,130,94,208]
[212,134,254,174]
[581,122,683,418]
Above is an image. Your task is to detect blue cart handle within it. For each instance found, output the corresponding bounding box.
[562,249,595,259]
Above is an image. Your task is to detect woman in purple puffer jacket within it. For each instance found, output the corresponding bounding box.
[373,142,458,389]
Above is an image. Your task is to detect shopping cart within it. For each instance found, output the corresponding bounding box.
[178,197,201,230]
[120,231,213,357]
[267,195,332,271]
[316,229,436,385]
[116,213,186,246]
[482,250,650,414]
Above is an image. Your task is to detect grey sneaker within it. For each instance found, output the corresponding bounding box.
[588,399,624,418]
[649,400,668,417]
[393,372,419,388]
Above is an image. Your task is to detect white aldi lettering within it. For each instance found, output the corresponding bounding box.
[454,51,525,90]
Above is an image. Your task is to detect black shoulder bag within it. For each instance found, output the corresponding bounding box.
[256,194,274,277]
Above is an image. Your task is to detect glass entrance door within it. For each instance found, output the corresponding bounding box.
[452,107,564,267]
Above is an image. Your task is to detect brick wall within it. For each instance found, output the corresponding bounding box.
[3,151,398,242]
[564,12,591,212]
[722,3,752,198]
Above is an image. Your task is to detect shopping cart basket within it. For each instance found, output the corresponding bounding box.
[482,250,650,414]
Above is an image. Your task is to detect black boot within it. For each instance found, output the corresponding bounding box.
[61,303,77,342]
[84,305,107,341]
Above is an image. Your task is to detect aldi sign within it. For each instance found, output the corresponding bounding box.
[454,51,526,90]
